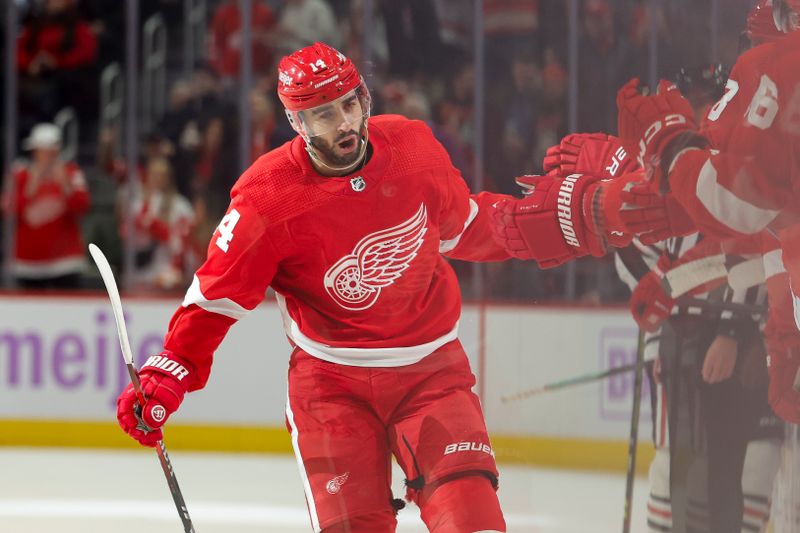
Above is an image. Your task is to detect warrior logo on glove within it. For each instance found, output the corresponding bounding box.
[151,405,167,423]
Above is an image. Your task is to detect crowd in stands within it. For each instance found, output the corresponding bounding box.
[2,0,753,301]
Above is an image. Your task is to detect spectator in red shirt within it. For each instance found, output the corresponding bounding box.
[208,0,277,84]
[16,0,98,126]
[8,123,90,289]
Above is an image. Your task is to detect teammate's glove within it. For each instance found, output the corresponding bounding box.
[490,174,607,268]
[616,79,699,186]
[543,133,638,179]
[766,338,800,424]
[629,257,675,332]
[116,350,192,447]
[614,180,697,244]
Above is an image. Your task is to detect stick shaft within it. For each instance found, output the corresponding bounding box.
[88,244,195,533]
[501,356,655,403]
[622,330,646,533]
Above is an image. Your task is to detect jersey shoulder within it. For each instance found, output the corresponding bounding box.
[734,32,800,87]
[370,114,451,173]
[229,138,318,225]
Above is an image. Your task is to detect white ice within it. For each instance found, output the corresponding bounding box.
[0,447,650,532]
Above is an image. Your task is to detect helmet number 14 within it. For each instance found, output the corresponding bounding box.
[308,59,328,73]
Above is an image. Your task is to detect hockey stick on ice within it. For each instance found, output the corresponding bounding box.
[622,329,646,533]
[88,244,196,533]
[501,356,656,403]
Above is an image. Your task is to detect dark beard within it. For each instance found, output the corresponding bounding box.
[310,124,366,168]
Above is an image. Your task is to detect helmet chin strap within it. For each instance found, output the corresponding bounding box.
[306,129,369,176]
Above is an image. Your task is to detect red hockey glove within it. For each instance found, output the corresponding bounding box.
[616,79,698,185]
[490,174,607,268]
[543,133,638,179]
[116,350,192,447]
[766,339,800,424]
[629,257,675,332]
[616,181,697,244]
[588,171,648,237]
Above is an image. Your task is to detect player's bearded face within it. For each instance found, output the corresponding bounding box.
[309,120,367,167]
[300,90,368,167]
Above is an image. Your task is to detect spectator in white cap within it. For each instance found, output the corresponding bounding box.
[6,122,90,289]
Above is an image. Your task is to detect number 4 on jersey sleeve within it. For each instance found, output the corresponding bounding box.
[216,209,241,253]
[162,194,281,390]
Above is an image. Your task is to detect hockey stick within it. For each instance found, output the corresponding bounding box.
[501,355,656,404]
[88,244,196,533]
[676,296,767,316]
[622,329,646,533]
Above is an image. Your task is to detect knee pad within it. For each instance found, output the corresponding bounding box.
[417,472,506,533]
[321,509,397,533]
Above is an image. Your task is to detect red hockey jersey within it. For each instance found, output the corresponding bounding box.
[10,161,90,278]
[670,30,800,238]
[164,115,512,390]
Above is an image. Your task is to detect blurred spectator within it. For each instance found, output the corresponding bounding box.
[16,0,98,128]
[272,0,340,58]
[499,51,541,187]
[121,156,194,291]
[186,191,226,273]
[379,0,443,77]
[434,0,473,67]
[7,123,90,289]
[532,52,567,170]
[209,0,277,85]
[192,115,238,201]
[249,89,277,162]
[619,0,677,84]
[577,0,624,133]
[97,127,173,187]
[483,0,540,85]
[339,0,389,75]
[77,0,125,67]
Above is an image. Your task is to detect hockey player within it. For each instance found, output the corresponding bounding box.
[112,42,621,533]
[541,128,781,533]
[612,0,800,426]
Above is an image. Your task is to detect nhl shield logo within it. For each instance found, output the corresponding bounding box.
[350,176,366,192]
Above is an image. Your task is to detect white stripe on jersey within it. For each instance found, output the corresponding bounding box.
[763,249,786,279]
[695,159,779,234]
[439,198,479,253]
[275,292,459,367]
[727,256,766,292]
[181,275,251,319]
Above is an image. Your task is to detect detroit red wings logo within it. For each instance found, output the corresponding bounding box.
[324,204,428,310]
[326,472,349,494]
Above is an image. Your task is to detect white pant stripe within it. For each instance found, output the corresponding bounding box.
[285,388,321,532]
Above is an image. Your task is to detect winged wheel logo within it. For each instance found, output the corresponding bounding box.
[323,204,428,310]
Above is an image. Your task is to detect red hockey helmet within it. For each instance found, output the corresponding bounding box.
[278,42,362,111]
[746,0,784,45]
[277,42,371,140]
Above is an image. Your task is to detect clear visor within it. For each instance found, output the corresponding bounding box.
[285,83,372,140]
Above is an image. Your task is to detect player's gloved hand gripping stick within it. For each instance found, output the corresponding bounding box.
[88,244,196,533]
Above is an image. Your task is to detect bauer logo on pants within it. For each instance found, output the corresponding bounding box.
[443,441,494,456]
[326,472,349,494]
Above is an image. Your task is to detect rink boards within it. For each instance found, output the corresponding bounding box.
[0,293,654,472]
